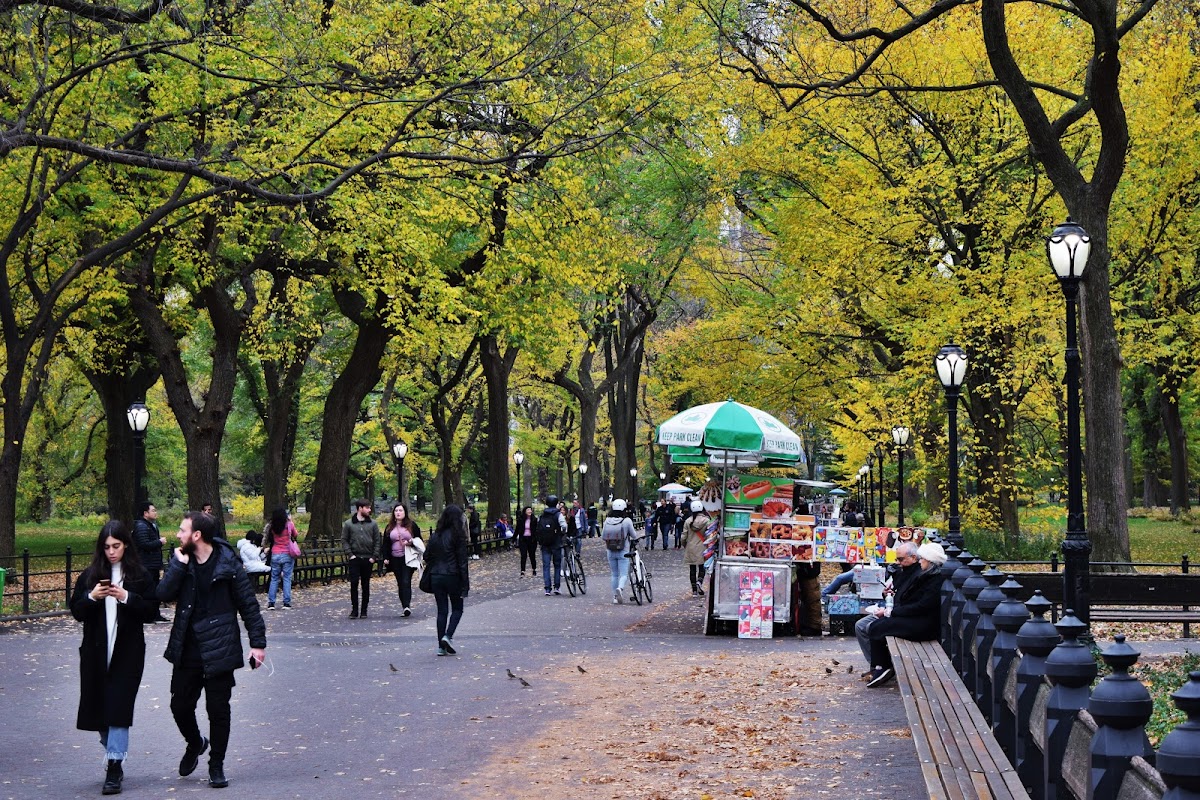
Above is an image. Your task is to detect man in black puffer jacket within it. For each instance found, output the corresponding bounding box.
[158,511,266,789]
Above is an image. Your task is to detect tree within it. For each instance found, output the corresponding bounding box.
[699,0,1167,560]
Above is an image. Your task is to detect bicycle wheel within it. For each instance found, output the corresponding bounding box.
[573,553,587,595]
[641,564,653,603]
[564,551,578,597]
[630,559,644,605]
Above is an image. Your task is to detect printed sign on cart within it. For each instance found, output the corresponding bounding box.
[737,570,774,639]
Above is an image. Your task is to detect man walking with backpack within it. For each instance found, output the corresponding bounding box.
[536,497,567,596]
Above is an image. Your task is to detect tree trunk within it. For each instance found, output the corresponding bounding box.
[83,368,159,526]
[966,347,1021,550]
[306,299,391,544]
[981,0,1132,563]
[129,281,245,532]
[480,333,519,531]
[1075,220,1132,562]
[1159,367,1190,515]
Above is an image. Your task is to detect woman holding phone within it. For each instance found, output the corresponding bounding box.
[69,520,157,795]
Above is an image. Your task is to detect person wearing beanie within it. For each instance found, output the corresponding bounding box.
[863,540,947,687]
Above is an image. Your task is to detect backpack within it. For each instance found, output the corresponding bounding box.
[602,519,627,552]
[536,513,560,547]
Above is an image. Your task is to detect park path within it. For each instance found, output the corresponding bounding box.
[0,543,923,799]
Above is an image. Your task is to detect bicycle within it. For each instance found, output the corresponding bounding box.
[625,534,653,605]
[561,535,587,596]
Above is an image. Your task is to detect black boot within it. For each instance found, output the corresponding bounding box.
[102,759,123,795]
[208,762,229,789]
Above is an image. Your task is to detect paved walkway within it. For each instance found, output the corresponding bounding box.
[1,544,1194,799]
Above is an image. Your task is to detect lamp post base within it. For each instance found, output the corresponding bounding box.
[1061,533,1092,627]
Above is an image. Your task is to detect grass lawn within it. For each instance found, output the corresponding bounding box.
[959,504,1199,564]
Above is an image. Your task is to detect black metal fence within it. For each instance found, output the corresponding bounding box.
[937,543,1200,800]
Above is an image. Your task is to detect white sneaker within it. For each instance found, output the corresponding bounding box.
[471,555,480,560]
[615,591,624,605]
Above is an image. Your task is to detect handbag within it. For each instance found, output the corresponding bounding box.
[418,565,433,594]
[286,537,302,559]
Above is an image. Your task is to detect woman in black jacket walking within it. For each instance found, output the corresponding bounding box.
[69,520,158,795]
[425,504,470,655]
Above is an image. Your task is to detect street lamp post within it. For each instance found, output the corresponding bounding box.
[513,449,525,522]
[892,426,910,526]
[858,465,869,511]
[1047,218,1092,625]
[935,343,968,549]
[578,462,589,531]
[392,441,408,504]
[126,400,149,505]
[629,467,638,505]
[868,450,877,523]
[874,443,886,527]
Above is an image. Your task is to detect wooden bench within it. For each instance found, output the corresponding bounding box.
[889,637,1031,800]
[1008,572,1200,634]
[249,547,347,594]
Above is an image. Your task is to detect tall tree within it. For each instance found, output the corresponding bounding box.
[700,0,1154,559]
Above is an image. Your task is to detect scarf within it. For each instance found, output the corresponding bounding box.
[105,562,123,668]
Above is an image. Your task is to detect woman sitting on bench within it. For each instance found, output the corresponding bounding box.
[864,541,947,688]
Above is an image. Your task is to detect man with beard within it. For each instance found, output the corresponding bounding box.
[157,512,266,789]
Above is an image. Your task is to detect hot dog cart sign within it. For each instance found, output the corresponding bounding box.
[723,475,794,513]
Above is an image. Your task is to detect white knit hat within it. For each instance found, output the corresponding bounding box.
[917,541,947,566]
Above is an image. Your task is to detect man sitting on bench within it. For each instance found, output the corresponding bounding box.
[863,541,947,688]
[854,541,921,678]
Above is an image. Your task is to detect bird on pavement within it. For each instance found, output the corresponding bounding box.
[577,665,587,674]
[506,669,517,679]
[518,677,531,687]
[389,663,398,672]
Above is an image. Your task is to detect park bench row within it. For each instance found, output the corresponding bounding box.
[887,544,1200,800]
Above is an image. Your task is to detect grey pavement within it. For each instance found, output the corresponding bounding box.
[2,543,1194,800]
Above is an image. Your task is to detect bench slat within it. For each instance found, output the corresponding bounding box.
[890,637,1031,800]
[895,662,964,800]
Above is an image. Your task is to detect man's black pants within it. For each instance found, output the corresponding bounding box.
[170,665,235,766]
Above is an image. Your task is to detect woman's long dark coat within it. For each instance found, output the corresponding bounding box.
[69,570,157,731]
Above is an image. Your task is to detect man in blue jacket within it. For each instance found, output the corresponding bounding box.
[158,511,266,789]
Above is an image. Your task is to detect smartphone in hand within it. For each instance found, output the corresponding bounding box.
[98,579,111,588]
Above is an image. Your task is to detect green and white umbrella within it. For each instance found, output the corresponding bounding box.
[657,400,804,462]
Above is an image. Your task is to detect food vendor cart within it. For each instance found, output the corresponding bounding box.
[654,400,807,637]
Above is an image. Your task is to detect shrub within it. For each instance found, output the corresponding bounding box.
[229,495,265,525]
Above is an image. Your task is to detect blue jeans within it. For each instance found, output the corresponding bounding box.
[822,571,855,597]
[100,726,130,761]
[541,544,561,591]
[607,549,628,594]
[658,525,671,549]
[269,553,294,605]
